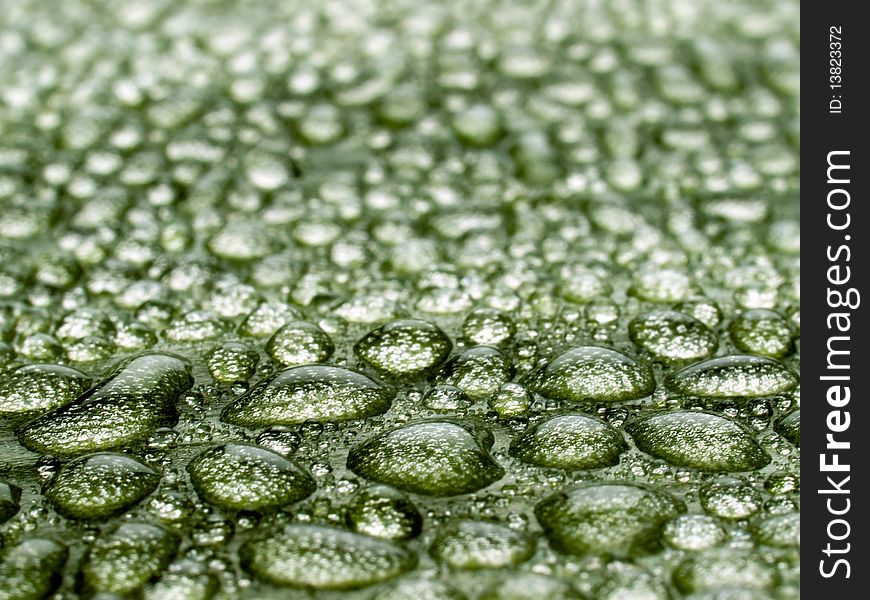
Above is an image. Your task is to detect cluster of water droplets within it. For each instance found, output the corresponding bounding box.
[1,0,798,597]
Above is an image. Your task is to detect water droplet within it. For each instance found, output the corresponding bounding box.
[629,269,692,303]
[335,294,398,324]
[429,520,535,569]
[662,515,726,551]
[45,452,160,520]
[595,562,669,600]
[82,522,179,595]
[19,354,193,456]
[461,309,516,346]
[354,319,452,378]
[378,577,468,600]
[347,420,504,496]
[672,549,778,594]
[207,220,274,261]
[498,46,551,78]
[65,335,115,363]
[677,299,724,329]
[266,321,335,366]
[479,573,581,600]
[452,105,501,146]
[15,333,64,362]
[752,512,800,547]
[665,355,798,398]
[436,346,512,401]
[774,410,799,446]
[55,308,114,342]
[423,385,472,412]
[204,280,260,319]
[489,383,533,419]
[510,413,627,469]
[0,538,67,600]
[527,346,655,403]
[629,310,718,363]
[221,365,394,426]
[165,310,226,343]
[535,483,684,557]
[239,301,302,338]
[256,426,301,456]
[298,104,344,145]
[729,309,795,358]
[559,266,612,304]
[765,470,799,495]
[143,559,217,600]
[344,485,422,541]
[187,443,315,512]
[205,341,259,382]
[699,477,762,520]
[0,363,91,418]
[240,524,416,589]
[244,149,290,191]
[627,411,770,472]
[0,481,22,523]
[35,254,81,289]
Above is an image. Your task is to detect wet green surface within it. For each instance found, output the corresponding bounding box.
[0,0,799,597]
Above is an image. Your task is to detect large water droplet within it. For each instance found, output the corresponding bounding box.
[354,319,452,378]
[626,411,771,472]
[221,365,394,426]
[18,354,193,456]
[534,483,685,557]
[82,523,179,595]
[558,266,612,304]
[595,562,670,600]
[629,268,692,303]
[143,559,217,600]
[240,524,416,590]
[672,549,778,593]
[479,573,582,600]
[699,477,762,519]
[377,577,468,600]
[665,355,798,398]
[0,538,67,600]
[429,520,535,569]
[204,341,259,383]
[45,453,160,520]
[629,310,718,363]
[509,413,627,469]
[238,301,302,338]
[0,481,21,523]
[347,420,504,496]
[662,515,726,551]
[0,363,91,418]
[774,410,800,446]
[489,383,533,419]
[423,384,472,412]
[527,346,655,403]
[435,346,512,401]
[752,512,800,547]
[344,485,422,541]
[266,321,335,366]
[729,309,794,358]
[452,105,501,146]
[244,149,290,191]
[461,309,516,346]
[187,443,315,512]
[207,220,273,261]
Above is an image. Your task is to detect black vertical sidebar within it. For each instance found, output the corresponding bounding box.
[802,2,869,597]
